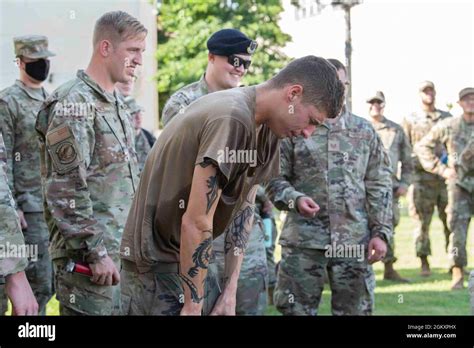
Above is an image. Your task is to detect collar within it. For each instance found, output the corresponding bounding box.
[199,74,210,94]
[14,80,46,101]
[76,70,116,104]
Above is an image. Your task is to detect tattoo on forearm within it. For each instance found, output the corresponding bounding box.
[188,235,212,277]
[179,274,203,304]
[205,174,218,214]
[224,205,254,254]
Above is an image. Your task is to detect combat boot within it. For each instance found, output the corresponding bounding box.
[451,266,464,290]
[420,256,431,277]
[384,262,410,283]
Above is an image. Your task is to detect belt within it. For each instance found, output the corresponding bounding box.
[121,259,180,274]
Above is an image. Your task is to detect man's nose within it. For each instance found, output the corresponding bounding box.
[235,64,245,74]
[133,52,143,66]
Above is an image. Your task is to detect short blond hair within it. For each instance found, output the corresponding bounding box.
[93,11,147,46]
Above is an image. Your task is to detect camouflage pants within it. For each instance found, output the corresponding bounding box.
[408,180,450,257]
[266,216,278,289]
[447,184,473,268]
[0,278,6,315]
[274,246,375,316]
[23,212,53,315]
[53,256,121,315]
[384,196,400,264]
[469,271,474,315]
[120,261,221,315]
[215,218,268,315]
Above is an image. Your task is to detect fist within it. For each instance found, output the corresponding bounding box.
[296,196,320,218]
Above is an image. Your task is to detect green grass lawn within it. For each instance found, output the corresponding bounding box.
[12,202,473,316]
[265,203,474,315]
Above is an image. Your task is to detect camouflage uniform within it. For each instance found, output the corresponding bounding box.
[403,108,452,256]
[371,116,413,264]
[415,116,474,268]
[124,97,155,173]
[162,75,269,315]
[0,35,55,315]
[267,108,393,315]
[36,70,139,315]
[0,132,29,315]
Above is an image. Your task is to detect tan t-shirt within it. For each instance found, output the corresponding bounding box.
[120,86,280,271]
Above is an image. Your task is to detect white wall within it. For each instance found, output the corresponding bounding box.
[279,0,474,122]
[0,0,158,131]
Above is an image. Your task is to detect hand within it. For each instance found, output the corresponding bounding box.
[89,255,120,286]
[209,287,236,316]
[180,302,202,316]
[17,209,28,230]
[442,167,457,180]
[395,186,408,198]
[368,236,387,264]
[262,200,274,215]
[5,271,38,315]
[296,196,320,218]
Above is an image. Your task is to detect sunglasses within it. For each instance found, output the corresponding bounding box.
[227,55,252,69]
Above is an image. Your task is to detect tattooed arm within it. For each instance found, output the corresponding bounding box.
[180,160,222,315]
[210,185,258,315]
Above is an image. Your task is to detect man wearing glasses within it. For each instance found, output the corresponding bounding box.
[161,28,256,126]
[161,29,270,315]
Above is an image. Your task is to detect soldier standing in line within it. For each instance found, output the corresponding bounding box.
[415,87,474,289]
[0,35,55,314]
[367,91,412,283]
[402,81,452,276]
[266,59,392,315]
[35,11,147,315]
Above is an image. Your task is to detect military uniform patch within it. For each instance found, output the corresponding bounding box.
[46,124,81,174]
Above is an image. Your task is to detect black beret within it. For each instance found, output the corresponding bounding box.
[207,29,258,56]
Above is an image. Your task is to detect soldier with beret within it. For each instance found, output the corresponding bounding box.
[0,35,55,314]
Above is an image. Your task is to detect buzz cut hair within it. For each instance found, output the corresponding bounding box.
[268,56,345,118]
[93,11,147,46]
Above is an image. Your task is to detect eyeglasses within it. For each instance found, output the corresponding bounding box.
[227,55,252,69]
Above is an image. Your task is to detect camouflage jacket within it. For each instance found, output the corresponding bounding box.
[135,129,154,173]
[35,70,139,263]
[0,132,28,276]
[161,75,208,126]
[402,108,452,181]
[267,109,393,249]
[0,80,48,212]
[415,116,474,193]
[371,116,413,191]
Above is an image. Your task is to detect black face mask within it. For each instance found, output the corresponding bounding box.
[25,59,50,82]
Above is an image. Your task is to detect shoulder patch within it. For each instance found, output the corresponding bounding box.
[46,124,82,174]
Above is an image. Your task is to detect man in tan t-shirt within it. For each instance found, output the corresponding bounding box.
[120,56,346,315]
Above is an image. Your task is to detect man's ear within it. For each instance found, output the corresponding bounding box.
[208,53,215,63]
[287,84,303,102]
[98,40,113,57]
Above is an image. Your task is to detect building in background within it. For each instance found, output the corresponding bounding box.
[0,0,158,133]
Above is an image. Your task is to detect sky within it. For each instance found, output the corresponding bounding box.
[279,0,474,122]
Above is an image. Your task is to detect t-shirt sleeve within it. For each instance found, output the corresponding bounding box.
[195,117,251,186]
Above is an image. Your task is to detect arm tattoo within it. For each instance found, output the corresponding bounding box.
[179,274,203,304]
[205,174,218,214]
[188,234,212,277]
[223,205,254,254]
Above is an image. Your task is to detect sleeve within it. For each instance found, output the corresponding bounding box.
[414,123,449,176]
[398,127,413,190]
[266,138,306,213]
[195,117,251,188]
[162,93,186,127]
[0,101,16,197]
[0,135,27,276]
[365,132,393,243]
[41,101,107,263]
